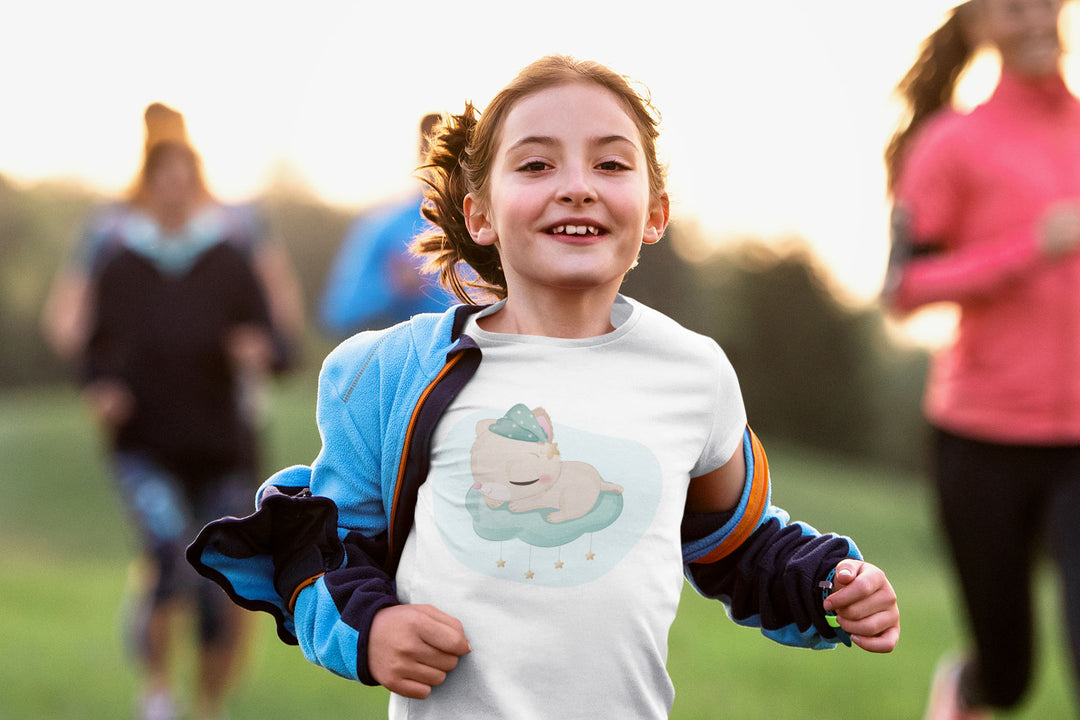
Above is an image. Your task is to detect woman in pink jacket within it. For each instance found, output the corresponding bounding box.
[885,1,1080,718]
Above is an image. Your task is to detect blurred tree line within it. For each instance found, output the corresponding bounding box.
[0,173,930,471]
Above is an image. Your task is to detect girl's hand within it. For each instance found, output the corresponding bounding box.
[822,559,900,653]
[1039,202,1080,258]
[368,604,472,699]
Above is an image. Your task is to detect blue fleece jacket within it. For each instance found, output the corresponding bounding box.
[188,303,858,686]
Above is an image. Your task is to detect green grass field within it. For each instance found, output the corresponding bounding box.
[1,379,1075,719]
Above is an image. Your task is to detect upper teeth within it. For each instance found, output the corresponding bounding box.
[553,225,598,236]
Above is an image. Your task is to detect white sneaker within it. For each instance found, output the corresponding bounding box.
[139,690,179,720]
[923,657,992,720]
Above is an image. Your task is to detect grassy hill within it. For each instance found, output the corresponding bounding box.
[0,379,1073,719]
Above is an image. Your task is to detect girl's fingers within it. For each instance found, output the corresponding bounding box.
[851,625,901,654]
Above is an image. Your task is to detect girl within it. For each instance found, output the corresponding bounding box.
[191,55,899,719]
[884,1,1080,718]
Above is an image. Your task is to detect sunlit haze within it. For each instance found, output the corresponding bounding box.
[5,1,1079,321]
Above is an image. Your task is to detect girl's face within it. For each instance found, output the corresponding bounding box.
[464,82,668,303]
[979,0,1065,77]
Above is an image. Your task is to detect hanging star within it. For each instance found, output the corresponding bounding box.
[525,571,535,579]
[586,552,595,560]
[554,560,564,569]
[496,559,506,568]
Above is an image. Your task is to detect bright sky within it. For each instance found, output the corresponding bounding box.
[4,1,1076,310]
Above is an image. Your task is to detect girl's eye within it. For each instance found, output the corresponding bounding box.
[598,160,629,172]
[518,160,549,172]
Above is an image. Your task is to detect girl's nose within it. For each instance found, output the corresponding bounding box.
[558,166,597,205]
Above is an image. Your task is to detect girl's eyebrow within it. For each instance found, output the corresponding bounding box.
[506,135,639,152]
[506,135,557,152]
[594,135,639,150]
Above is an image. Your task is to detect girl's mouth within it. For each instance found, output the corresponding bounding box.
[549,224,602,236]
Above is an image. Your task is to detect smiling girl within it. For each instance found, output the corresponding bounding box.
[190,55,899,719]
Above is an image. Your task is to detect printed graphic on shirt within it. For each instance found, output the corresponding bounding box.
[471,404,625,526]
[434,404,662,587]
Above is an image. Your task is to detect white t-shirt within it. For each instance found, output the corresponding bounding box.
[392,296,746,719]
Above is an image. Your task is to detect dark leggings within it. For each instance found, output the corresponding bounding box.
[114,451,255,646]
[933,428,1080,709]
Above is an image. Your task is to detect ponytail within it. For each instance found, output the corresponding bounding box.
[414,106,506,303]
[885,2,977,192]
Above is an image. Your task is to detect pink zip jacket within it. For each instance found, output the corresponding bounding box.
[885,70,1080,445]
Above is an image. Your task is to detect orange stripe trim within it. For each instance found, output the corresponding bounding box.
[693,428,771,564]
[387,352,466,559]
[288,573,325,612]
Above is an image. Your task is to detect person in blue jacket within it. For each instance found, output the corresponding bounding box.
[319,113,456,335]
[190,55,900,719]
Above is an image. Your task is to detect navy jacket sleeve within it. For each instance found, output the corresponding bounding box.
[188,328,409,684]
[189,312,474,687]
[681,428,860,649]
[187,468,399,684]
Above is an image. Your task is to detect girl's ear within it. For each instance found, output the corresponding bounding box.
[464,193,498,246]
[642,192,670,245]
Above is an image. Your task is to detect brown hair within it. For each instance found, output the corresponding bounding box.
[414,55,667,303]
[884,2,978,192]
[127,103,212,209]
[418,112,441,159]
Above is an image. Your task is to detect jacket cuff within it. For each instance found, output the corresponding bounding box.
[186,482,345,645]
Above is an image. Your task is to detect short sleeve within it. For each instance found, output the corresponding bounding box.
[690,341,747,478]
[72,204,126,273]
[220,203,271,258]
